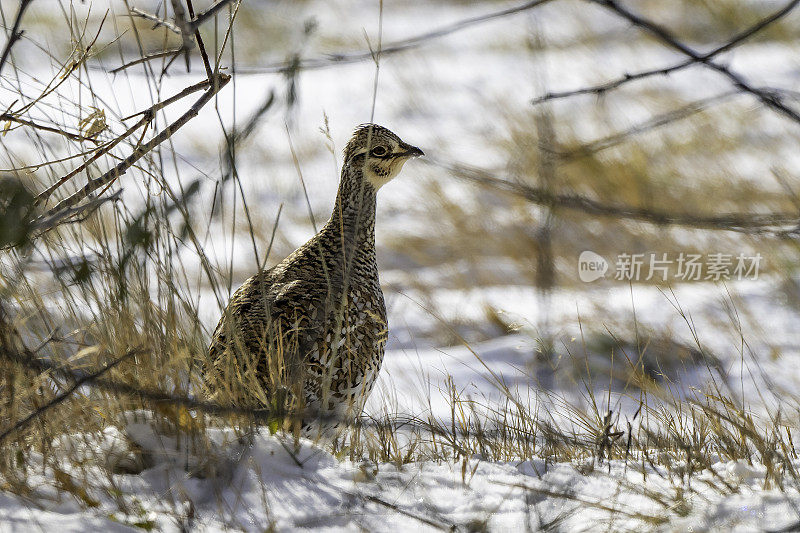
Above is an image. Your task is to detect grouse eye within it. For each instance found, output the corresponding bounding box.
[370,146,388,157]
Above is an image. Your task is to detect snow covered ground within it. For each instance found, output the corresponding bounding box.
[2,278,800,532]
[3,0,800,530]
[3,420,800,532]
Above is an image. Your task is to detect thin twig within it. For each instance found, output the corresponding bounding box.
[0,113,101,144]
[12,12,108,117]
[0,307,524,437]
[187,0,239,32]
[110,48,181,74]
[186,0,213,78]
[121,75,218,120]
[0,347,146,444]
[33,115,152,207]
[0,0,34,75]
[1,144,105,172]
[0,328,626,442]
[496,481,666,524]
[362,494,454,530]
[130,7,181,34]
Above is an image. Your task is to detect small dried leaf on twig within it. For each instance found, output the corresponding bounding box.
[78,107,107,138]
[34,73,231,233]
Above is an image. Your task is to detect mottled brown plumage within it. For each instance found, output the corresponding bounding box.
[204,124,423,434]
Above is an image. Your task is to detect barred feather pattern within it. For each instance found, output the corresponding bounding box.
[204,124,420,434]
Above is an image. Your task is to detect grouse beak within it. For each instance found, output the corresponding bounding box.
[398,143,424,158]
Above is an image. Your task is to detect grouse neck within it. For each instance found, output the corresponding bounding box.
[325,162,378,251]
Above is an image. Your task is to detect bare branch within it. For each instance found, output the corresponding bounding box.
[169,0,195,70]
[33,115,151,207]
[532,62,698,105]
[33,73,231,229]
[557,91,736,160]
[106,0,548,76]
[235,0,555,74]
[533,0,800,104]
[111,0,233,75]
[31,190,123,233]
[33,76,222,208]
[703,0,800,57]
[429,158,800,234]
[1,337,289,424]
[592,0,800,125]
